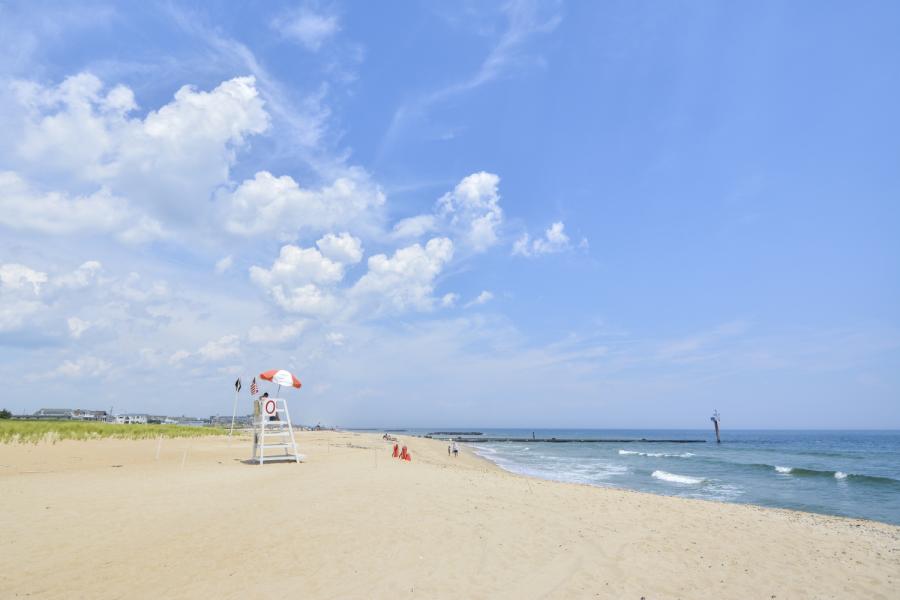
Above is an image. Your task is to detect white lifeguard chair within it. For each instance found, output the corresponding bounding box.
[251,396,303,464]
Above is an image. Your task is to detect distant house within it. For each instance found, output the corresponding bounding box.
[113,414,148,425]
[32,408,108,420]
[72,409,108,421]
[33,408,75,419]
[208,415,253,427]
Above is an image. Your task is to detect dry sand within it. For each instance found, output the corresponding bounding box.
[1,431,898,599]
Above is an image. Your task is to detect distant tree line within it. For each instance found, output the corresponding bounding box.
[0,409,12,419]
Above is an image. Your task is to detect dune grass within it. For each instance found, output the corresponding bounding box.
[0,420,230,444]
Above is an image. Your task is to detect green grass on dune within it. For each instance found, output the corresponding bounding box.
[0,420,230,444]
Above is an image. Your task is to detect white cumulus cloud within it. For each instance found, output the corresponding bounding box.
[436,171,503,253]
[513,221,577,257]
[0,262,48,294]
[271,283,339,316]
[250,243,345,315]
[250,244,346,290]
[5,73,269,238]
[0,172,163,241]
[221,168,385,238]
[249,234,368,316]
[316,232,363,264]
[350,237,454,314]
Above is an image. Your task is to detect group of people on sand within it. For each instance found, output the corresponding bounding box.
[391,442,411,461]
[385,436,457,462]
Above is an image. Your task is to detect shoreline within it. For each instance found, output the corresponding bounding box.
[3,432,898,598]
[465,442,900,528]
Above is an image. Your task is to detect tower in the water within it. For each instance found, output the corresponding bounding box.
[710,410,721,443]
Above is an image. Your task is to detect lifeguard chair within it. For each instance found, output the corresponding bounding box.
[251,396,302,464]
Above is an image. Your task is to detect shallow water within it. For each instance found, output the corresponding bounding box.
[425,429,900,525]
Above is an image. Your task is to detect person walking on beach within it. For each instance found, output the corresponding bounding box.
[448,442,451,456]
[452,440,459,457]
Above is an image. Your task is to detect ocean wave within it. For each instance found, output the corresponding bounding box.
[762,464,899,486]
[651,470,704,485]
[470,445,500,459]
[618,449,695,458]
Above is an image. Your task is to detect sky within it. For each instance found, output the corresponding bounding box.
[0,0,898,428]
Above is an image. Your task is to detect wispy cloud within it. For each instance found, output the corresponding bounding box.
[378,0,562,157]
[164,4,331,160]
[465,290,494,308]
[271,7,340,52]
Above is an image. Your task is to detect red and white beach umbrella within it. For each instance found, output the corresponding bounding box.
[259,369,302,389]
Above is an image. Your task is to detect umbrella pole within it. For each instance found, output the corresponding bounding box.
[276,384,282,422]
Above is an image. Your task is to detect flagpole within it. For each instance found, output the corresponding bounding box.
[230,378,241,437]
[229,388,238,437]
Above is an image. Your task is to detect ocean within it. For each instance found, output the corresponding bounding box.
[418,429,900,525]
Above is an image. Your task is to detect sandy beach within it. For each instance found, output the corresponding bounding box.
[2,431,898,599]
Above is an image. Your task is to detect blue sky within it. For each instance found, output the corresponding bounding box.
[1,0,897,428]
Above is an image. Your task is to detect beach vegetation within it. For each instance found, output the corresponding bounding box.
[0,420,230,444]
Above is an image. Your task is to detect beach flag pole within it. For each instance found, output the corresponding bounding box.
[230,378,242,437]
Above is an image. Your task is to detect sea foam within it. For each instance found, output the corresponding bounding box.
[834,471,848,480]
[652,470,704,485]
[775,466,793,474]
[619,449,694,458]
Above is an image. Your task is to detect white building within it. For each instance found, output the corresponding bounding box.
[114,414,148,424]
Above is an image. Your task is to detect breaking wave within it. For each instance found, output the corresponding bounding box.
[651,470,704,485]
[619,449,695,458]
[765,464,899,486]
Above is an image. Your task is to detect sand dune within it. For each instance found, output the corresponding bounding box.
[1,431,897,599]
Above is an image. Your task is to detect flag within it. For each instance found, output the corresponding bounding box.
[250,377,258,396]
[234,377,242,392]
